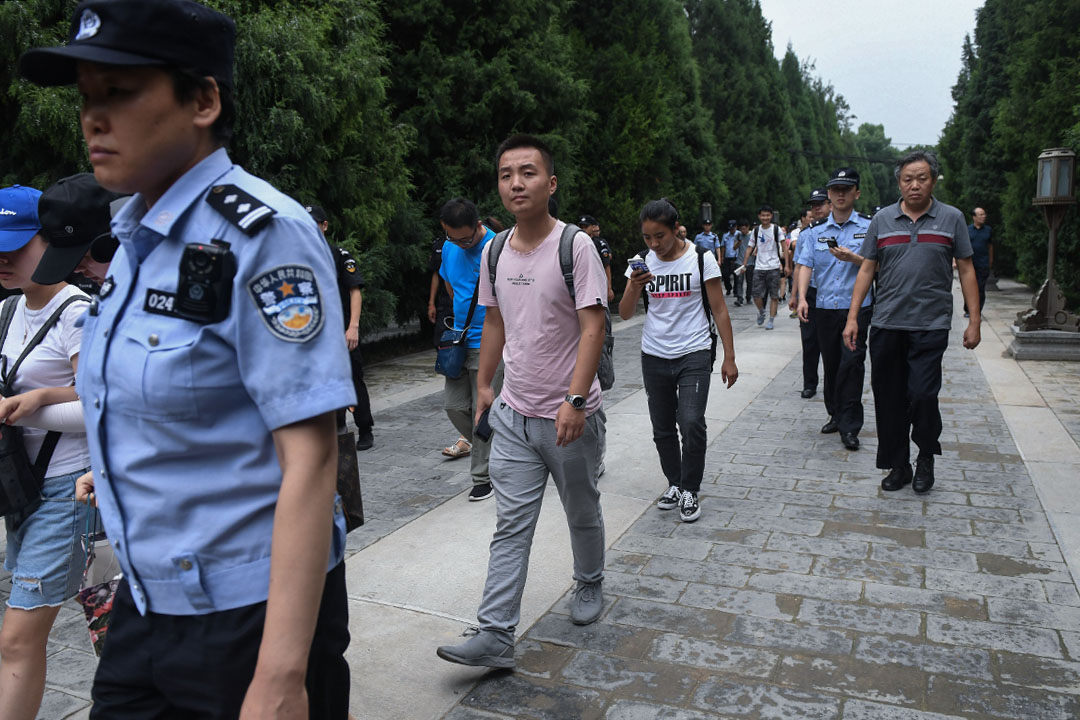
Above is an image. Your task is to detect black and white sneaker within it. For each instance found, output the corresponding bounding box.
[679,491,701,522]
[468,483,494,502]
[657,485,682,510]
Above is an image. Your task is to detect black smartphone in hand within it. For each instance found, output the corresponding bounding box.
[474,408,493,442]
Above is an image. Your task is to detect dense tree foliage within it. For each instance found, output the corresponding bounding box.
[3,0,904,332]
[939,0,1080,308]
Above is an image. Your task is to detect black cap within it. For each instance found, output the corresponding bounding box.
[19,0,235,88]
[306,205,328,224]
[727,219,737,227]
[807,187,828,204]
[33,173,125,285]
[578,215,598,227]
[826,167,860,189]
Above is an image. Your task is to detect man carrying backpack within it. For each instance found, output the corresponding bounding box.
[746,205,787,330]
[436,134,608,669]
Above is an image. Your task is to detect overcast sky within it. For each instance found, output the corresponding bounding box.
[757,0,983,149]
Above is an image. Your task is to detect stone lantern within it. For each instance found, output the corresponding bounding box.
[1014,148,1077,334]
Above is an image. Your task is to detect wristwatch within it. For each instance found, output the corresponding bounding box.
[565,393,586,410]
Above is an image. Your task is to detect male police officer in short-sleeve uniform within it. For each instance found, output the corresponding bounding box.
[20,1,355,716]
[796,169,872,452]
[309,204,375,450]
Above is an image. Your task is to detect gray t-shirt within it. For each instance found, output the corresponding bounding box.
[860,198,973,331]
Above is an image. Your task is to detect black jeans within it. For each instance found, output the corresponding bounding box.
[641,350,712,493]
[91,562,351,719]
[744,265,755,302]
[817,306,871,434]
[800,286,820,391]
[869,327,950,469]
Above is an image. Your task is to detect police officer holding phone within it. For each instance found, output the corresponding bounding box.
[795,168,872,453]
[19,1,355,717]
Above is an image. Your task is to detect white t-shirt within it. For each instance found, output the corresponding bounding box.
[1,285,91,477]
[626,241,721,360]
[749,224,784,271]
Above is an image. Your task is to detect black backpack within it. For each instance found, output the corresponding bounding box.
[488,224,615,391]
[635,246,718,369]
[0,295,89,521]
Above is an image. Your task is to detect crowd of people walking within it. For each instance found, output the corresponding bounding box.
[0,0,994,717]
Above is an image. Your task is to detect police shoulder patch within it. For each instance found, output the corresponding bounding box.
[344,258,357,273]
[858,212,874,221]
[248,265,324,342]
[207,184,276,236]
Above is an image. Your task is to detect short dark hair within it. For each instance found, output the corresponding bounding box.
[758,204,773,214]
[438,197,479,229]
[895,150,940,180]
[495,134,555,176]
[170,67,234,146]
[483,215,504,233]
[639,198,679,231]
[737,218,750,227]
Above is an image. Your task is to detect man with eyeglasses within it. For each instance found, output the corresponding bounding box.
[438,197,504,501]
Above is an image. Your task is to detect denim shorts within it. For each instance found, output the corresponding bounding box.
[4,468,90,610]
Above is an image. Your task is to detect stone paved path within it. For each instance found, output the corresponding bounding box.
[445,294,1080,720]
[3,284,1078,719]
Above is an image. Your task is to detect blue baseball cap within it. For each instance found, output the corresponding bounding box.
[0,185,44,252]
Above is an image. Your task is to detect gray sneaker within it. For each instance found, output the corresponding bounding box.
[436,627,515,669]
[569,581,604,625]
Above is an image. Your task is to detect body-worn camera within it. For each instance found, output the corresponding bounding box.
[176,239,236,324]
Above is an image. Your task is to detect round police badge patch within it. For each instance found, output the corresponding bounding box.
[248,265,324,342]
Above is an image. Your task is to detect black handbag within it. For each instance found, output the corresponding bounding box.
[0,295,87,520]
[435,280,480,380]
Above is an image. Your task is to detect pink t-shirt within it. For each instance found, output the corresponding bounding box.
[479,221,607,419]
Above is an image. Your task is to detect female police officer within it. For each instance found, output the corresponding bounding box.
[19,1,355,717]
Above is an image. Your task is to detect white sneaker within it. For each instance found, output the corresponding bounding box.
[657,485,682,510]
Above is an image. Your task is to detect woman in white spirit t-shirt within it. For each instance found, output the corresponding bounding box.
[619,199,738,523]
[0,185,91,719]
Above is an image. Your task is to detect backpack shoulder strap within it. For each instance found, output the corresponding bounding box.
[487,229,512,299]
[3,295,89,388]
[559,223,581,302]
[695,246,714,324]
[0,297,19,354]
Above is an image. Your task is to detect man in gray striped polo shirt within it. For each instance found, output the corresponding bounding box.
[843,150,981,494]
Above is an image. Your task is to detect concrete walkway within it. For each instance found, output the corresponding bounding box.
[3,280,1078,719]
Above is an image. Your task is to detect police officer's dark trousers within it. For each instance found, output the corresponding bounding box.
[350,345,373,432]
[817,306,870,434]
[869,327,950,470]
[721,257,735,294]
[90,562,350,719]
[800,286,820,391]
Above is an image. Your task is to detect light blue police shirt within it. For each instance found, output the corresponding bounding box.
[795,211,873,310]
[76,148,355,616]
[693,231,719,254]
[721,231,739,259]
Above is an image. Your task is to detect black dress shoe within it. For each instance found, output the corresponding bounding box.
[881,465,912,491]
[913,454,935,493]
[820,418,839,434]
[356,430,374,451]
[801,387,816,399]
[841,432,860,450]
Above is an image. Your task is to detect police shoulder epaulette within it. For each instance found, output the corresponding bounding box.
[858,212,873,221]
[206,184,277,236]
[810,218,828,228]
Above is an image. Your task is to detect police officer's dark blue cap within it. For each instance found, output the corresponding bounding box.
[18,0,235,88]
[826,167,860,189]
[807,187,828,204]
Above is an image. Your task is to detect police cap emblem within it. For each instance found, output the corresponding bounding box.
[75,9,101,41]
[248,265,324,342]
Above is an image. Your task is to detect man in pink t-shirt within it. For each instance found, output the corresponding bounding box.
[436,135,608,670]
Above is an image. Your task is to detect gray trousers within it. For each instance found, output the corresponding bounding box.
[444,349,504,485]
[476,399,607,641]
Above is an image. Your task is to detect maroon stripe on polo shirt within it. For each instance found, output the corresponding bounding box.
[917,233,952,246]
[877,233,909,249]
